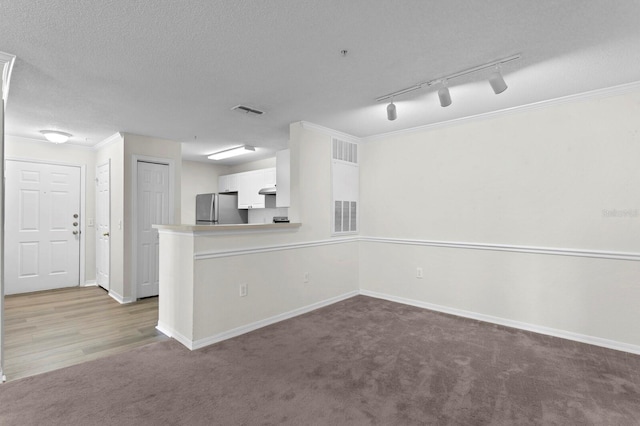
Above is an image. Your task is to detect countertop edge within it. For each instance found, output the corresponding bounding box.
[153,222,302,233]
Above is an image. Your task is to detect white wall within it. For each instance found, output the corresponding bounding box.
[181,160,229,224]
[226,157,276,174]
[5,135,97,285]
[359,88,640,349]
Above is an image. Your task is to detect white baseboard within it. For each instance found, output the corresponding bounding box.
[156,321,194,349]
[360,289,640,356]
[168,291,360,351]
[108,290,135,304]
[82,280,97,287]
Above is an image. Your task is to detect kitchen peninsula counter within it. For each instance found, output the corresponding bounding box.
[154,220,358,351]
[154,222,301,233]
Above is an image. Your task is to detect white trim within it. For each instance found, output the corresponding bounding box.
[156,321,193,348]
[363,80,640,143]
[360,236,640,262]
[82,280,97,287]
[0,51,16,105]
[181,291,359,350]
[360,289,640,356]
[0,85,5,382]
[195,237,359,260]
[299,121,361,144]
[92,132,123,151]
[193,235,639,262]
[108,290,135,304]
[5,156,86,168]
[79,164,86,286]
[96,160,111,291]
[131,155,176,300]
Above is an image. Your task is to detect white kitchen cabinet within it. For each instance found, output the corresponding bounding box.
[237,170,266,209]
[276,150,290,207]
[263,168,276,187]
[220,167,277,209]
[218,174,238,193]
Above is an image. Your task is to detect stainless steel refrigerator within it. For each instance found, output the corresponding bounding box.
[196,193,248,224]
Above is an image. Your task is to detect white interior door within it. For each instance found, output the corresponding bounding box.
[4,160,81,295]
[136,161,169,299]
[96,161,110,290]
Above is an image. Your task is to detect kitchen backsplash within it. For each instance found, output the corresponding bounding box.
[248,207,289,224]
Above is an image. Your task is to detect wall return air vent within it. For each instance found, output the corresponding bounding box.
[231,105,265,115]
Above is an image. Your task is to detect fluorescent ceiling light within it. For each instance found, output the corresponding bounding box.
[40,130,72,144]
[208,145,255,160]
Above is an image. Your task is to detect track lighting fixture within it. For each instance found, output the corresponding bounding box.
[438,81,452,107]
[489,67,508,94]
[375,54,520,119]
[387,100,397,121]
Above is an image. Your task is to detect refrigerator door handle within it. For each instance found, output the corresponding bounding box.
[213,193,220,223]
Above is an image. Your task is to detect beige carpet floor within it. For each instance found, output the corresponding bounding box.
[0,295,639,425]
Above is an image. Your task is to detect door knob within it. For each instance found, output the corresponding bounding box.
[103,232,110,237]
[73,230,79,235]
[73,214,79,218]
[73,222,78,226]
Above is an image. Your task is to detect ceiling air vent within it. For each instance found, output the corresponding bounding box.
[231,105,265,115]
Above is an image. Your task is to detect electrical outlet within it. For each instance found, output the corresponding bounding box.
[239,283,248,297]
[416,267,423,279]
[303,272,310,283]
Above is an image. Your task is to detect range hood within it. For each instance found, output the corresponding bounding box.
[258,186,277,195]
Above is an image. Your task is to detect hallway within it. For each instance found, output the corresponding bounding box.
[3,286,167,381]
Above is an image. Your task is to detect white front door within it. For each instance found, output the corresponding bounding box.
[4,160,81,295]
[96,161,110,290]
[136,161,169,299]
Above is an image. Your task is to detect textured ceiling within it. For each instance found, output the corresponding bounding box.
[1,1,640,164]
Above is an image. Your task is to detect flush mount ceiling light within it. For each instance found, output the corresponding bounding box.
[207,145,255,160]
[376,54,520,119]
[40,130,72,144]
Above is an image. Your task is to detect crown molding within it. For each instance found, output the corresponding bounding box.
[0,51,16,105]
[299,121,361,143]
[92,132,123,151]
[363,79,640,143]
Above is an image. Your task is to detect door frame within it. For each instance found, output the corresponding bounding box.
[130,155,175,301]
[5,157,87,288]
[96,159,110,291]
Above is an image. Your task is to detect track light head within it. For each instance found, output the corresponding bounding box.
[438,82,452,107]
[489,68,508,94]
[387,101,397,121]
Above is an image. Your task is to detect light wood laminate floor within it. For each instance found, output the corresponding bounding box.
[4,286,168,381]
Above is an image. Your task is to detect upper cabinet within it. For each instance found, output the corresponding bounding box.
[220,168,277,209]
[264,168,276,188]
[237,170,266,209]
[218,173,238,193]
